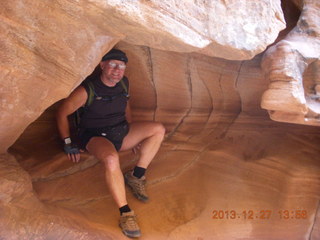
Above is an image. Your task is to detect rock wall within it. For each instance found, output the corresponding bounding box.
[0,0,285,154]
[1,0,320,239]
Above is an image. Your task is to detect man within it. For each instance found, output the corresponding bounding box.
[56,48,165,238]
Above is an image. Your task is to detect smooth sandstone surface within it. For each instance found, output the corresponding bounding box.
[1,0,320,239]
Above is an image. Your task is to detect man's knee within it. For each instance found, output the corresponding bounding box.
[153,122,166,139]
[101,152,120,172]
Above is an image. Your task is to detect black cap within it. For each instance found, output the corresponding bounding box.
[101,49,128,63]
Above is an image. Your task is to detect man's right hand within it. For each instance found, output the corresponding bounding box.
[64,144,81,163]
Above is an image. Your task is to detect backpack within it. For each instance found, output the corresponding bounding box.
[69,77,129,136]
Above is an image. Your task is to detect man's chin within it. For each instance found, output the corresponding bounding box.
[111,78,121,83]
[108,75,119,80]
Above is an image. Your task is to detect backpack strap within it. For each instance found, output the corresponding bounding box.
[83,77,129,108]
[120,77,130,99]
[83,81,95,108]
[120,78,128,94]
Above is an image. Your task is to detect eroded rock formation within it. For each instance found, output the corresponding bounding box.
[1,0,320,239]
[261,0,320,125]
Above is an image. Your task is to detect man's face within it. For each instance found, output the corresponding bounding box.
[100,59,126,84]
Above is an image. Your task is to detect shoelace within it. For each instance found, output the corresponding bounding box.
[132,179,147,194]
[123,215,138,229]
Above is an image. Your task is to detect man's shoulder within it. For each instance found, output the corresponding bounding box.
[80,73,99,95]
[82,74,97,86]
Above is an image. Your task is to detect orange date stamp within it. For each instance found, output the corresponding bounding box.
[212,210,308,220]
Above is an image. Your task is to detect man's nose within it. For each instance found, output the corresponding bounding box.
[111,66,121,71]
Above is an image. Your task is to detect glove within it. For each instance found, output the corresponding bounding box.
[63,143,80,155]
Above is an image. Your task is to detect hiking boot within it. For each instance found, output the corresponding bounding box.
[124,171,149,202]
[119,210,141,238]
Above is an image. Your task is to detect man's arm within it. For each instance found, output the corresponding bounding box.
[56,86,87,162]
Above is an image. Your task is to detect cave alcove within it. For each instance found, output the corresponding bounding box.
[5,41,320,239]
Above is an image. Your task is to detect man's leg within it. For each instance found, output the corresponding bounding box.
[120,122,165,201]
[120,121,166,167]
[86,137,141,238]
[87,137,127,207]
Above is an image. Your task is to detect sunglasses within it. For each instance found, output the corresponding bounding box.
[108,62,126,70]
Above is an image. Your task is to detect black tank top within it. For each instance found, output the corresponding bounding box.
[79,75,129,128]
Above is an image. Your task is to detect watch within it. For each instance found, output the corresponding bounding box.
[64,137,72,145]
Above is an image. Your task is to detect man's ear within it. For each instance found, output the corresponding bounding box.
[99,61,105,70]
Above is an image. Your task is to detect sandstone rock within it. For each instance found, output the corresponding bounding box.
[291,0,304,10]
[0,0,285,153]
[261,0,320,126]
[6,44,320,239]
[1,0,320,239]
[0,154,114,240]
[97,0,286,59]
